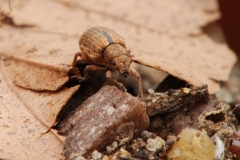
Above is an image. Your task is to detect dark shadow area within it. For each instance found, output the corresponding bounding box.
[218,0,240,58]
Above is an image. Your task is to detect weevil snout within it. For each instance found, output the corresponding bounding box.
[121,70,129,78]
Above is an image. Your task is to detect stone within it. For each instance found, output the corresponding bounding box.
[167,128,215,160]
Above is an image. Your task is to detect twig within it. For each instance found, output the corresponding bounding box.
[144,84,208,117]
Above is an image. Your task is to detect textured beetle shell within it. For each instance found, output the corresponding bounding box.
[79,27,126,66]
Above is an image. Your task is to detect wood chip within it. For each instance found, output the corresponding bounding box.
[59,85,149,157]
[144,85,208,116]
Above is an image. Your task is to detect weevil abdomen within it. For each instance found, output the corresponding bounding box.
[79,27,126,66]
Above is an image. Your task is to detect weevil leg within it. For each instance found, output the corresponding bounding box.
[130,69,143,100]
[69,67,82,80]
[83,65,108,81]
[106,70,127,92]
[72,52,82,67]
[72,52,95,67]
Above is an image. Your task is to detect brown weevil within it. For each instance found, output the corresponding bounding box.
[72,27,143,99]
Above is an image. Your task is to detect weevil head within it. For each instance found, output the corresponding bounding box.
[113,55,132,78]
[104,44,132,78]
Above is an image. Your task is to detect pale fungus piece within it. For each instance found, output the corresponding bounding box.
[182,87,190,94]
[91,150,102,160]
[211,133,225,160]
[147,102,152,107]
[69,154,86,160]
[118,148,132,159]
[171,95,219,135]
[148,88,155,95]
[146,136,165,152]
[101,155,109,160]
[167,128,215,160]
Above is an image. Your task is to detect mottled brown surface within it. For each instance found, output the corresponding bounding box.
[79,27,126,66]
[0,58,80,128]
[171,95,219,135]
[145,85,208,116]
[2,56,69,91]
[0,0,238,159]
[60,85,149,158]
[0,0,237,94]
[0,59,77,160]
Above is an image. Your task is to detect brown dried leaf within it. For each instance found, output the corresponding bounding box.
[1,59,80,127]
[3,56,69,91]
[0,26,79,90]
[0,0,12,24]
[0,59,79,159]
[0,0,237,159]
[10,0,220,37]
[0,0,236,94]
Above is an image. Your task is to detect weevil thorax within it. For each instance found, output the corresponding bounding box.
[103,44,132,78]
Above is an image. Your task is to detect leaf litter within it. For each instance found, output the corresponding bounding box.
[0,60,74,160]
[0,0,239,159]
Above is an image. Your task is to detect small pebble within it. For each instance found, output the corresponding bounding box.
[182,88,190,94]
[146,136,165,152]
[91,150,102,160]
[155,95,160,100]
[147,102,152,107]
[211,133,225,160]
[118,148,131,159]
[167,128,214,160]
[148,88,155,94]
[146,95,152,100]
[101,155,109,160]
[69,153,86,160]
[152,97,157,103]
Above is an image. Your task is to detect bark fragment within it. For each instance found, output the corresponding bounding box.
[145,84,208,117]
[58,85,149,158]
[198,103,236,159]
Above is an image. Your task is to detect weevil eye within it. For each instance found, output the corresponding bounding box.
[111,60,116,66]
[130,60,133,63]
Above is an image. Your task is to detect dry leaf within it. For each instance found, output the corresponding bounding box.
[1,58,80,127]
[0,0,12,24]
[2,56,69,91]
[0,0,237,94]
[10,0,220,37]
[0,0,238,159]
[0,59,79,159]
[0,26,78,90]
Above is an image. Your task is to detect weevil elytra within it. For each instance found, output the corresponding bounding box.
[72,27,143,99]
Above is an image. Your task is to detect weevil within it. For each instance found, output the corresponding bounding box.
[72,27,143,99]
